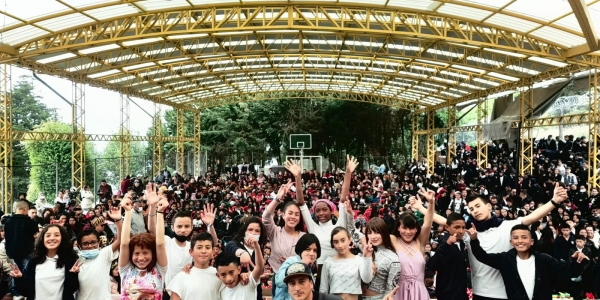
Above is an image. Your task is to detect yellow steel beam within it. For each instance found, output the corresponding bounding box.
[9,131,189,142]
[447,105,456,166]
[71,82,85,189]
[193,111,201,176]
[509,113,590,128]
[176,109,185,173]
[426,109,435,175]
[519,87,534,176]
[568,0,599,52]
[0,64,12,211]
[589,67,600,191]
[477,98,488,170]
[119,94,130,180]
[411,112,419,162]
[153,104,163,176]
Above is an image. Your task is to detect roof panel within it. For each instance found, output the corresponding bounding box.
[37,13,95,32]
[61,0,119,8]
[0,13,23,27]
[437,3,491,22]
[589,3,600,33]
[386,0,441,11]
[1,25,49,46]
[485,13,540,33]
[455,0,513,9]
[529,26,587,48]
[3,0,71,20]
[504,0,572,22]
[554,14,582,32]
[84,4,140,20]
[136,0,191,11]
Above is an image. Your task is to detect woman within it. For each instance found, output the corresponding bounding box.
[225,216,267,300]
[387,189,435,300]
[10,224,80,300]
[362,217,401,300]
[80,186,95,212]
[275,234,321,300]
[285,156,357,264]
[118,183,168,299]
[263,182,306,273]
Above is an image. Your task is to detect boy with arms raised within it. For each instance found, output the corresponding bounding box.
[167,232,223,300]
[215,235,264,300]
[412,183,568,300]
[426,212,468,300]
[467,224,589,300]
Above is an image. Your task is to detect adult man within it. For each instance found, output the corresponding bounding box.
[130,199,147,235]
[413,183,569,300]
[96,180,113,202]
[27,206,42,226]
[5,200,39,300]
[283,262,341,300]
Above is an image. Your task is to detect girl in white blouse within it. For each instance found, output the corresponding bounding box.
[320,227,374,300]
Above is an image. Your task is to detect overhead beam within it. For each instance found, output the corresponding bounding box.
[568,0,599,53]
[10,131,194,142]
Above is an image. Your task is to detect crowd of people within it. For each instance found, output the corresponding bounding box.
[0,133,598,300]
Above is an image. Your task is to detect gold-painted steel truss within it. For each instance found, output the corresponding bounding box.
[176,109,185,173]
[72,82,85,189]
[589,67,600,191]
[447,105,457,166]
[194,111,201,176]
[120,94,130,180]
[0,64,12,211]
[477,98,488,170]
[426,110,435,175]
[519,87,535,176]
[153,104,163,176]
[411,112,419,163]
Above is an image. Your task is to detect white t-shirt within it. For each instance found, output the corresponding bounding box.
[167,266,223,300]
[517,254,536,300]
[77,246,119,300]
[464,217,523,299]
[220,272,258,300]
[164,237,192,289]
[35,256,64,300]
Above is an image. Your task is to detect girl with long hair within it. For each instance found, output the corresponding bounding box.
[118,183,169,300]
[10,224,80,300]
[386,189,435,300]
[362,217,401,300]
[274,234,321,300]
[320,227,373,300]
[224,216,268,300]
[263,181,306,273]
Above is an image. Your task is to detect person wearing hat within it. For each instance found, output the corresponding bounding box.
[283,262,341,300]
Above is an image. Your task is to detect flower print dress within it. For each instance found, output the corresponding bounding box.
[119,262,168,300]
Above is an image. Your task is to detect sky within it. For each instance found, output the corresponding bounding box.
[12,66,169,152]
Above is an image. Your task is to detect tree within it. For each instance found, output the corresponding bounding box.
[93,140,149,187]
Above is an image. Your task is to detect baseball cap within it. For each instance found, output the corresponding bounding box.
[283,262,313,284]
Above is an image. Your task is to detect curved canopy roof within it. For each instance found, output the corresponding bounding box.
[1,0,599,111]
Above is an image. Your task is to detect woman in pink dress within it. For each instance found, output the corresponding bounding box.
[385,188,435,300]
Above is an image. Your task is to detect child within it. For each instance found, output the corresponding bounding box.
[468,224,589,300]
[167,232,223,300]
[216,235,265,300]
[118,184,168,299]
[425,212,468,300]
[320,227,373,300]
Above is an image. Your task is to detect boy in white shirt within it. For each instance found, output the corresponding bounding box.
[215,236,265,300]
[167,232,223,300]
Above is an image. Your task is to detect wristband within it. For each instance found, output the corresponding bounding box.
[276,198,283,203]
[550,199,561,208]
[114,217,123,222]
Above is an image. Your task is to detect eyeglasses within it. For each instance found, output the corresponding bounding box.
[81,241,99,247]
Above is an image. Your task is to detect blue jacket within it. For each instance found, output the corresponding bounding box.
[274,255,301,300]
[14,256,79,300]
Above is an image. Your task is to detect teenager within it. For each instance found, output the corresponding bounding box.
[362,217,401,300]
[412,183,569,300]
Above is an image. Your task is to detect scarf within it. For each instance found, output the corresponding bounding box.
[467,214,504,232]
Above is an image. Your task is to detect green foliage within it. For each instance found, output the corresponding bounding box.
[93,141,150,187]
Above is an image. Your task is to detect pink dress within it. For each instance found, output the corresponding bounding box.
[394,241,430,300]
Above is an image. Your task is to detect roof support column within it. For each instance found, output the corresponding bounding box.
[477,98,488,170]
[176,109,185,174]
[426,109,435,175]
[152,104,162,177]
[589,67,600,191]
[193,111,201,176]
[411,112,419,163]
[447,105,456,167]
[0,64,12,212]
[519,87,534,176]
[72,82,85,189]
[119,94,130,180]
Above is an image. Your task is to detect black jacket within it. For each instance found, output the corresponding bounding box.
[426,241,468,300]
[471,238,585,300]
[14,256,79,300]
[4,214,38,260]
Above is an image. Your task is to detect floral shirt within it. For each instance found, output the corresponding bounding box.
[119,262,167,300]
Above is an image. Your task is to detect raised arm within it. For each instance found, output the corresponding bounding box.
[523,182,568,226]
[151,183,169,268]
[417,188,436,252]
[107,204,124,253]
[250,237,265,282]
[146,188,160,236]
[118,196,133,268]
[340,155,359,204]
[410,196,447,226]
[200,203,219,246]
[284,160,305,206]
[263,182,292,238]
